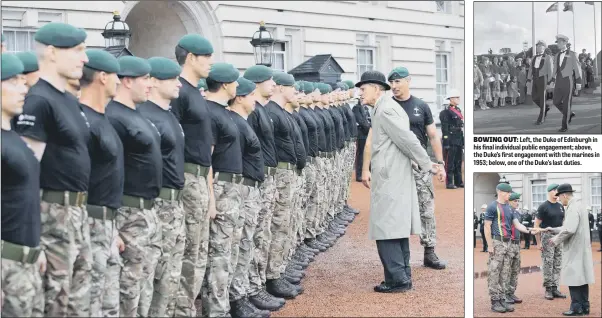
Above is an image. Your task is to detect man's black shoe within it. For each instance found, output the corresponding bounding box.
[455,183,464,188]
[569,112,575,123]
[446,184,457,189]
[249,289,285,311]
[535,120,544,125]
[559,128,568,132]
[373,280,411,293]
[545,106,550,117]
[562,309,584,316]
[266,279,298,299]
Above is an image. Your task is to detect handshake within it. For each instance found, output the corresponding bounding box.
[527,227,550,234]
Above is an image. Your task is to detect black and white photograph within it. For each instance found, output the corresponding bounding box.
[473,1,601,134]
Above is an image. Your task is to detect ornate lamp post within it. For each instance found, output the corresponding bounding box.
[250,21,275,67]
[102,11,132,56]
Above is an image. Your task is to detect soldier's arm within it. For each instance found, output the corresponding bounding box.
[21,136,46,161]
[207,146,216,219]
[549,208,579,245]
[426,123,443,162]
[484,220,493,249]
[512,218,532,234]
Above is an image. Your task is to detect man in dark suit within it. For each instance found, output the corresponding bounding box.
[549,34,581,132]
[522,210,534,249]
[353,100,371,181]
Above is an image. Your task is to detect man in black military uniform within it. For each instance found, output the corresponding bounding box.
[1,52,45,317]
[12,22,91,317]
[106,56,163,317]
[439,89,464,189]
[587,207,594,244]
[597,210,601,252]
[479,204,488,252]
[522,209,534,249]
[78,49,124,317]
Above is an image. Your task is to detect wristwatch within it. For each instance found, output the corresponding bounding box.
[437,160,445,167]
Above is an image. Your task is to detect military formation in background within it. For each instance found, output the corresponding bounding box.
[0,22,370,318]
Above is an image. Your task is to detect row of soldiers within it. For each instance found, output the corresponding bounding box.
[1,22,360,318]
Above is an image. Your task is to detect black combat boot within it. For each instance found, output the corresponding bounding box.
[283,273,302,284]
[446,184,457,189]
[545,287,554,300]
[563,305,584,316]
[491,299,507,313]
[508,294,522,304]
[266,278,298,299]
[583,301,590,315]
[552,287,567,298]
[423,247,446,269]
[231,298,271,318]
[344,204,360,214]
[504,294,515,304]
[282,277,304,294]
[249,289,285,311]
[501,299,515,312]
[306,239,327,252]
[301,244,320,254]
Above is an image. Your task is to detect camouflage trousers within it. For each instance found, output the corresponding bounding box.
[173,173,209,317]
[413,169,437,248]
[321,157,336,228]
[88,217,121,317]
[68,204,92,317]
[266,168,295,280]
[201,179,242,317]
[314,157,331,236]
[541,231,562,288]
[247,174,276,295]
[283,170,307,270]
[298,163,316,244]
[115,205,150,317]
[487,239,512,301]
[1,257,44,317]
[39,201,77,316]
[304,161,321,240]
[149,198,185,317]
[138,206,162,317]
[343,142,357,202]
[230,185,261,301]
[503,241,521,297]
[336,146,351,214]
[329,154,342,219]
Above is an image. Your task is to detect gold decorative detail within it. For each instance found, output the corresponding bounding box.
[259,21,265,26]
[113,11,119,16]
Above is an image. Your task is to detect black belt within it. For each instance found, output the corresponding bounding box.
[215,172,243,184]
[264,166,277,177]
[493,235,512,242]
[276,162,296,170]
[184,162,210,178]
[307,157,316,164]
[121,195,154,210]
[157,188,183,202]
[241,177,262,188]
[41,189,87,207]
[86,204,116,221]
[1,241,41,264]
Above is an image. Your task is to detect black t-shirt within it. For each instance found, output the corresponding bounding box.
[537,200,565,228]
[308,107,326,153]
[291,111,309,156]
[247,102,277,168]
[327,107,345,150]
[13,79,91,192]
[285,111,306,170]
[394,96,434,150]
[315,107,334,152]
[231,111,265,182]
[207,100,243,174]
[169,78,213,168]
[1,129,41,247]
[344,103,358,138]
[106,101,163,200]
[299,107,319,157]
[266,101,297,165]
[80,104,124,209]
[139,101,185,190]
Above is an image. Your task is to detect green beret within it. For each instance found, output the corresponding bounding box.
[148,57,182,80]
[236,77,256,96]
[318,83,330,94]
[197,78,207,90]
[303,81,314,94]
[273,71,294,86]
[388,66,410,81]
[243,65,273,83]
[15,51,39,74]
[496,183,513,193]
[337,82,348,91]
[547,183,559,192]
[294,82,302,91]
[177,34,214,55]
[85,49,119,74]
[34,22,87,48]
[509,193,521,201]
[343,80,354,90]
[208,63,239,83]
[1,53,24,81]
[117,56,151,78]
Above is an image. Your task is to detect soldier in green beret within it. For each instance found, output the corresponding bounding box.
[226,77,271,317]
[135,57,186,317]
[1,52,45,317]
[12,22,91,317]
[242,65,289,311]
[77,48,124,318]
[200,62,245,317]
[503,193,524,305]
[16,51,40,88]
[171,33,216,318]
[106,56,161,317]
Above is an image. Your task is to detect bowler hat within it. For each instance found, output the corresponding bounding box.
[355,70,391,90]
[554,183,575,196]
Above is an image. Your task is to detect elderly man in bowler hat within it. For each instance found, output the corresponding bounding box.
[357,70,439,293]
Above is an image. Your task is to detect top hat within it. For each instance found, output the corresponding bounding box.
[554,183,576,196]
[355,70,391,90]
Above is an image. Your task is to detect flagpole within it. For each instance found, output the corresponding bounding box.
[557,2,560,34]
[532,1,536,57]
[572,7,576,53]
[595,3,599,78]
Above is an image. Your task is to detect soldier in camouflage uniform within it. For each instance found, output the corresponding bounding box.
[77,49,125,318]
[200,63,244,317]
[342,80,360,216]
[137,57,187,317]
[503,193,524,305]
[1,52,45,318]
[12,23,91,317]
[169,34,215,317]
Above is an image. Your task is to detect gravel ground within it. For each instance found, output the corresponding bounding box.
[473,241,602,317]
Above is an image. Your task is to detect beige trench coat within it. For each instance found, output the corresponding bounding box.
[550,198,595,286]
[368,95,432,240]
